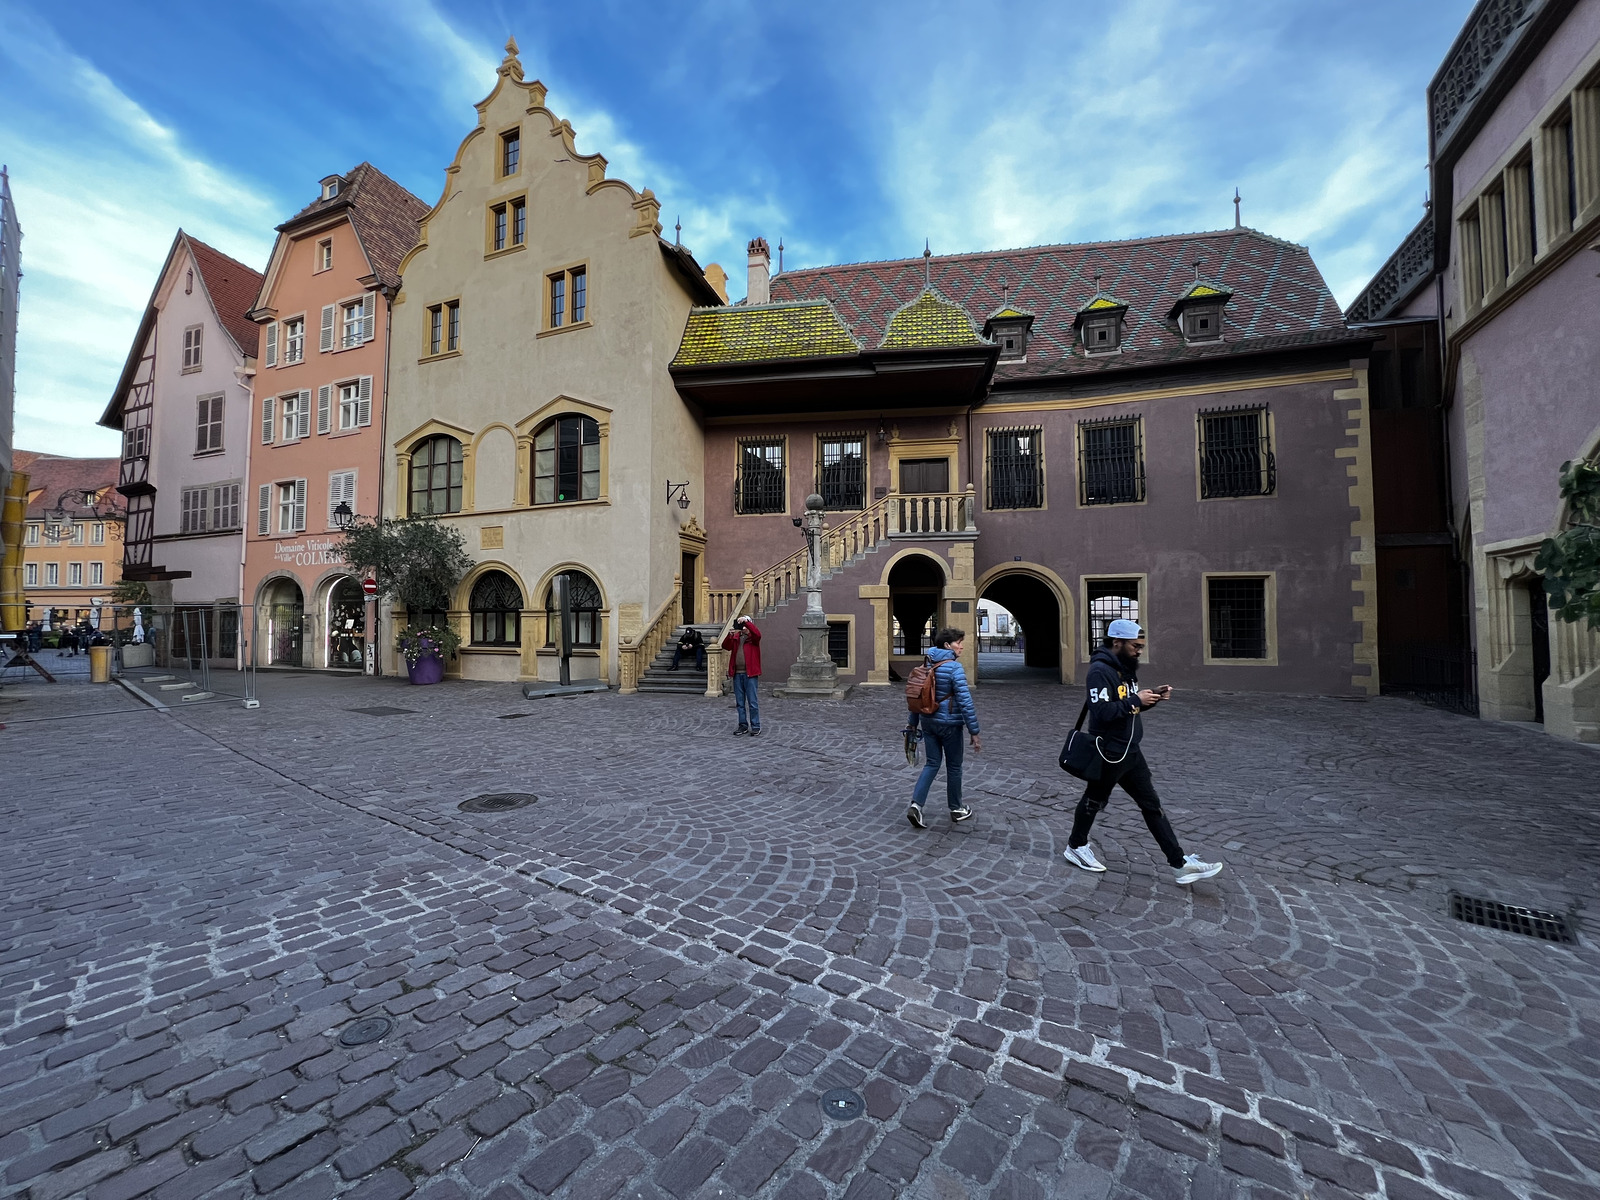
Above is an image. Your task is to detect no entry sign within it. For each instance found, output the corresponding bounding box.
[362,578,378,597]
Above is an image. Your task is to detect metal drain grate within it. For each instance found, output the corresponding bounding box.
[459,793,538,813]
[1449,892,1576,944]
[349,706,419,717]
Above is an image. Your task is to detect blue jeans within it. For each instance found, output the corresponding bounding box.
[733,673,760,729]
[912,721,966,811]
[672,644,706,670]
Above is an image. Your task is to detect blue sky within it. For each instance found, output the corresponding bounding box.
[2,0,1472,457]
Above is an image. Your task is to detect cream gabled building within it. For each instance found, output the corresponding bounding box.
[383,40,723,684]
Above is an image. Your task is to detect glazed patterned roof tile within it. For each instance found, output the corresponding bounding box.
[672,301,861,368]
[769,228,1344,379]
[879,290,988,350]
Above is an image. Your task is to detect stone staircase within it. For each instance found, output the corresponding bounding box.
[635,624,726,694]
[759,542,885,616]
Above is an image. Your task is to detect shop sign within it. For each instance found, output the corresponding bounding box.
[272,537,346,568]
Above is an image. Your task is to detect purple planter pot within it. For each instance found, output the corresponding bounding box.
[407,652,445,685]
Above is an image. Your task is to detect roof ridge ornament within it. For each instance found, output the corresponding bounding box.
[1234,187,1241,229]
[923,239,932,290]
[500,36,523,80]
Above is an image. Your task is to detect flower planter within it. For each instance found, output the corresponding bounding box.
[407,652,445,685]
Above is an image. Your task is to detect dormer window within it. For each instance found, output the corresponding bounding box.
[1168,281,1232,345]
[982,306,1036,363]
[1074,293,1128,356]
[1182,305,1222,341]
[321,177,343,200]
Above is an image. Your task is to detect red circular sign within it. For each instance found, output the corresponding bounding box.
[362,578,378,597]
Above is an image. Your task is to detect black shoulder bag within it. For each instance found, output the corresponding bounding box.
[1058,702,1101,781]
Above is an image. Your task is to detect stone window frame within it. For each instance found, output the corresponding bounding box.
[1201,571,1278,667]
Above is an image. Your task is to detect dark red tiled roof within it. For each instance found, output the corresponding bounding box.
[17,453,122,520]
[186,235,264,357]
[769,228,1347,382]
[280,162,428,289]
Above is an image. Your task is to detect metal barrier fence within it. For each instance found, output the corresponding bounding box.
[1381,643,1479,716]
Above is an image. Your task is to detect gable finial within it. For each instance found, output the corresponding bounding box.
[1093,270,1101,293]
[1000,277,1007,307]
[1193,259,1203,282]
[923,239,932,291]
[675,216,681,246]
[1233,187,1241,229]
[778,238,784,274]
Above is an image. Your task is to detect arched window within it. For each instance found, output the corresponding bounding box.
[545,570,602,648]
[533,415,600,504]
[409,435,463,515]
[470,570,522,646]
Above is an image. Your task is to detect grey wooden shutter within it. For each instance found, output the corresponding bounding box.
[357,375,373,427]
[361,294,376,342]
[297,390,311,439]
[317,385,332,434]
[261,396,274,444]
[293,479,307,532]
[320,305,335,352]
[257,484,271,535]
[328,473,341,524]
[265,322,277,367]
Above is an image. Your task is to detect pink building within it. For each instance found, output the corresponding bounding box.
[244,165,426,670]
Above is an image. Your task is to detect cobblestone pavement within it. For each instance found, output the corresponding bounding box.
[2,672,1598,1200]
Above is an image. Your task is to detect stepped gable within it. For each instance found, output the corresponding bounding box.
[279,162,428,289]
[768,228,1350,381]
[672,300,861,368]
[186,235,264,356]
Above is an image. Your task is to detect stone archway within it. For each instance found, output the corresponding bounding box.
[888,553,946,665]
[976,563,1075,684]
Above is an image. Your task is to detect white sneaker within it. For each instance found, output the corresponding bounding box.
[1175,854,1223,885]
[1062,842,1107,872]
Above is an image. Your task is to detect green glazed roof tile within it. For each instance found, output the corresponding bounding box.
[671,302,861,367]
[880,290,987,350]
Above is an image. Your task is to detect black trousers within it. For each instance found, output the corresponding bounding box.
[1068,748,1186,868]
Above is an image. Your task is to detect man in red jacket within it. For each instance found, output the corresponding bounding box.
[722,616,762,735]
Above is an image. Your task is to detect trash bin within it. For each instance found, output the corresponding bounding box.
[89,644,112,683]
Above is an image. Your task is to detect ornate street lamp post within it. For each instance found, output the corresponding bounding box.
[777,493,844,698]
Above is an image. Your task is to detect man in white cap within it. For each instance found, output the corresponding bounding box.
[1062,619,1223,885]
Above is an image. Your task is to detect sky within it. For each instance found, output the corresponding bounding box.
[1,0,1474,458]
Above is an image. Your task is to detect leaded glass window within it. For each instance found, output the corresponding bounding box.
[409,435,463,515]
[470,570,522,646]
[533,415,600,504]
[545,570,602,648]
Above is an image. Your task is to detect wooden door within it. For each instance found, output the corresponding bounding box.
[899,458,949,494]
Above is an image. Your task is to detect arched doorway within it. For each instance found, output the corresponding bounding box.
[888,554,945,674]
[978,567,1070,683]
[326,577,365,669]
[262,578,304,667]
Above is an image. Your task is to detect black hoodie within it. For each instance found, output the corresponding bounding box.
[1083,647,1143,755]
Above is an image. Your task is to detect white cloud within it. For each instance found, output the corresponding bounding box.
[1,3,276,456]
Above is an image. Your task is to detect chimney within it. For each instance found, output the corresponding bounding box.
[747,237,771,305]
[703,263,729,304]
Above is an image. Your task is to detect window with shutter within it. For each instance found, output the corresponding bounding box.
[277,482,295,533]
[328,471,357,524]
[357,376,372,426]
[213,483,240,530]
[317,385,332,434]
[361,295,376,342]
[90,562,103,585]
[296,390,311,439]
[261,397,274,444]
[293,479,307,532]
[258,484,271,535]
[320,305,335,352]
[265,322,278,367]
[196,394,225,454]
[284,317,305,364]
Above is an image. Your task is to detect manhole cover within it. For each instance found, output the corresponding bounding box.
[338,1017,393,1046]
[349,706,418,717]
[459,793,538,813]
[1449,892,1575,944]
[820,1088,865,1121]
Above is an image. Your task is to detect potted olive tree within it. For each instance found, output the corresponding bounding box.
[338,516,473,685]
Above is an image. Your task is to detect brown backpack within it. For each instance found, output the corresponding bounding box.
[905,657,940,715]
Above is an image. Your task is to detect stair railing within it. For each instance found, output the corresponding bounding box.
[618,575,682,694]
[706,581,754,698]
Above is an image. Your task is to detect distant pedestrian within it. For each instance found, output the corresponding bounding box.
[906,627,982,829]
[1061,619,1223,885]
[670,626,706,672]
[722,616,762,735]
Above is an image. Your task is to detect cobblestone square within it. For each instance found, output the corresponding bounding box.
[1,674,1597,1199]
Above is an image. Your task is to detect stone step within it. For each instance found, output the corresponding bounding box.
[159,681,198,691]
[180,691,215,702]
[143,674,175,682]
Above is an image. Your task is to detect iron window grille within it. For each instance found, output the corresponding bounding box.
[735,439,786,514]
[827,621,850,667]
[1086,579,1140,656]
[546,570,602,647]
[1198,406,1275,498]
[817,436,866,510]
[1208,576,1268,659]
[470,570,523,646]
[409,435,464,515]
[1078,416,1145,505]
[533,415,600,504]
[987,427,1044,509]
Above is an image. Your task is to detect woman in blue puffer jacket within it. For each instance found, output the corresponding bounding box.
[906,627,983,829]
